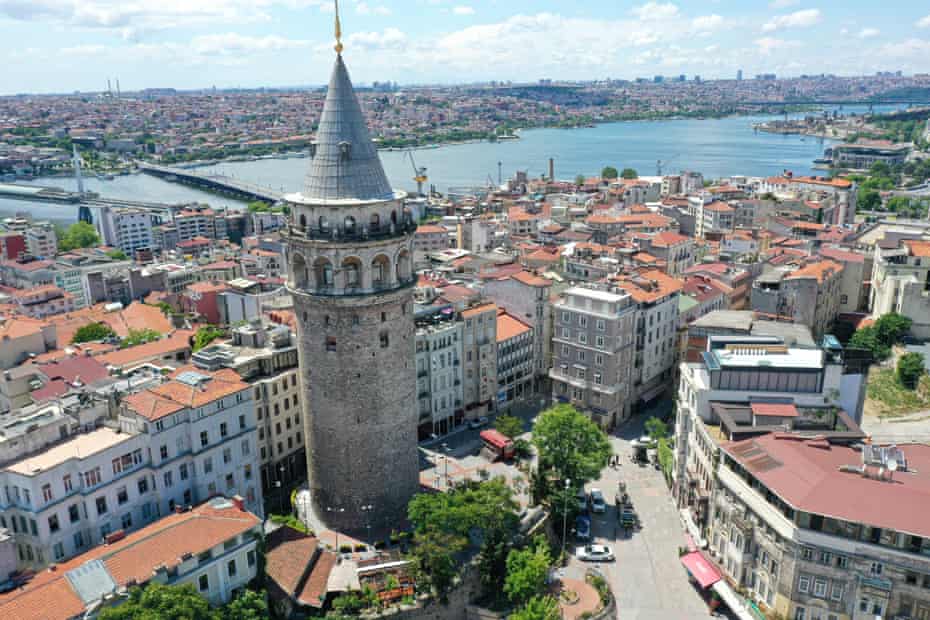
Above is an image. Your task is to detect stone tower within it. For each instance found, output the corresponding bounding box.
[284,48,419,534]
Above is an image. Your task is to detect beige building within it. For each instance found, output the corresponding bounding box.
[461,302,498,417]
[870,237,930,339]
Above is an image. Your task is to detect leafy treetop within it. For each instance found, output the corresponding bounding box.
[532,404,611,485]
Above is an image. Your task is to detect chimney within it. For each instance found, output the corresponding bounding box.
[231,495,245,512]
[549,158,554,181]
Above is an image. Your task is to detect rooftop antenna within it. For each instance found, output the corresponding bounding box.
[334,0,344,54]
[116,79,121,100]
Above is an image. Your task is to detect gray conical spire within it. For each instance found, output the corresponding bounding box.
[303,54,394,202]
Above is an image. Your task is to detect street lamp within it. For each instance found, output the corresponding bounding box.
[360,504,374,546]
[326,506,345,553]
[441,443,451,490]
[561,478,571,560]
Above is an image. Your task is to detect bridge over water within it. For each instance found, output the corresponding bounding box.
[138,163,283,204]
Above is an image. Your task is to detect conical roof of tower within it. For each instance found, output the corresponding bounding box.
[302,54,395,203]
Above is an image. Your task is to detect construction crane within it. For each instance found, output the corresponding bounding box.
[656,154,680,176]
[405,150,428,197]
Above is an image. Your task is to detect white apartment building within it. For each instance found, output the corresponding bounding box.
[0,496,261,619]
[94,207,156,256]
[461,302,498,418]
[415,309,464,439]
[870,237,930,339]
[24,224,57,259]
[0,369,263,572]
[496,311,534,409]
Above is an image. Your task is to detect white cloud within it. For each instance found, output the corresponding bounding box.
[344,27,407,50]
[879,38,930,59]
[355,2,391,16]
[631,2,679,21]
[768,0,800,7]
[754,36,801,54]
[857,28,879,39]
[691,14,724,33]
[762,9,821,32]
[918,15,930,28]
[190,33,310,56]
[452,5,475,16]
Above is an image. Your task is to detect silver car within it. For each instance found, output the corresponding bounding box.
[576,544,615,562]
[589,488,606,513]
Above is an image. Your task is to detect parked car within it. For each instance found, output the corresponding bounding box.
[468,416,489,430]
[589,488,606,514]
[575,515,592,541]
[576,488,589,512]
[576,544,615,562]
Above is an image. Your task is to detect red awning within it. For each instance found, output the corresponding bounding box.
[680,551,722,589]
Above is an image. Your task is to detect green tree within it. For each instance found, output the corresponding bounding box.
[532,404,611,485]
[59,221,101,252]
[644,416,669,442]
[509,595,561,620]
[504,538,552,606]
[409,530,465,602]
[193,326,226,352]
[223,589,269,620]
[408,478,519,537]
[574,174,586,187]
[477,524,511,600]
[121,328,162,348]
[874,313,912,348]
[247,201,270,213]
[98,583,219,620]
[858,188,882,211]
[71,321,116,344]
[849,326,888,360]
[898,352,926,390]
[621,167,638,179]
[601,166,619,180]
[495,414,525,439]
[106,249,128,260]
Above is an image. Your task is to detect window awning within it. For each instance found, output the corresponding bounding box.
[680,551,721,589]
[711,580,760,620]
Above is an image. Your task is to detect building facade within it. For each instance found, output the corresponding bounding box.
[415,308,464,439]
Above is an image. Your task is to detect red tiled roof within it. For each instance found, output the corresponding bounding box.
[496,311,532,343]
[722,436,930,538]
[750,402,799,418]
[297,550,337,608]
[265,527,319,596]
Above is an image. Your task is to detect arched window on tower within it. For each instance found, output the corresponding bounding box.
[299,213,307,231]
[371,254,391,289]
[391,210,398,229]
[344,216,356,235]
[342,257,361,289]
[314,258,334,289]
[319,216,330,233]
[370,213,380,232]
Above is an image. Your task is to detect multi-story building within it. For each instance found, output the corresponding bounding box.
[495,310,534,409]
[674,334,868,530]
[482,270,553,392]
[700,201,736,239]
[711,436,930,620]
[413,224,450,267]
[641,231,695,276]
[11,284,75,318]
[23,223,57,259]
[0,368,263,572]
[461,302,499,418]
[191,321,304,492]
[549,287,636,429]
[415,306,464,439]
[174,206,228,242]
[613,269,683,404]
[832,140,911,169]
[0,496,261,619]
[819,247,872,314]
[94,207,156,256]
[752,259,843,338]
[870,237,930,338]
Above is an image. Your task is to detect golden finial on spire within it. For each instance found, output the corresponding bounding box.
[334,0,344,54]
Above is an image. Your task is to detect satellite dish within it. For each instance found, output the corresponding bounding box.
[887,458,899,472]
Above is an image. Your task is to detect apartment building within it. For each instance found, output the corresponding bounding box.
[174,206,228,242]
[752,259,843,338]
[461,302,498,418]
[414,224,450,267]
[496,310,534,409]
[482,270,553,391]
[23,224,57,259]
[641,231,695,276]
[0,369,262,573]
[710,437,930,620]
[819,247,872,314]
[700,201,736,239]
[11,285,75,318]
[415,307,464,439]
[613,269,683,404]
[674,334,867,533]
[0,497,261,620]
[549,287,636,429]
[94,207,156,256]
[191,321,304,492]
[870,237,930,339]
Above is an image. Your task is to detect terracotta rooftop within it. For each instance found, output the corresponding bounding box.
[786,259,843,284]
[96,329,193,369]
[0,498,259,620]
[416,225,448,235]
[612,269,684,304]
[650,231,691,247]
[123,366,246,421]
[819,246,865,264]
[265,527,320,597]
[722,435,930,538]
[903,240,930,258]
[511,270,551,288]
[461,303,498,319]
[704,201,734,213]
[496,311,532,343]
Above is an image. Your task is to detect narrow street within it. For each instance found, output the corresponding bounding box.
[565,405,715,620]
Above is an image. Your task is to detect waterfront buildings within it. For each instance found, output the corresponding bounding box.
[0,496,261,619]
[93,207,156,256]
[831,140,911,170]
[549,286,636,428]
[283,50,419,534]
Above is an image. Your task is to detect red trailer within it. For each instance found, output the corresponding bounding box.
[480,429,515,460]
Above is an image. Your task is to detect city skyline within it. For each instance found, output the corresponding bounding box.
[3,0,930,95]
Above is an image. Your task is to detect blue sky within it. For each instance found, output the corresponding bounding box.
[3,0,930,94]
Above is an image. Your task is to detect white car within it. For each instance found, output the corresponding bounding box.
[576,544,615,562]
[589,488,606,514]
